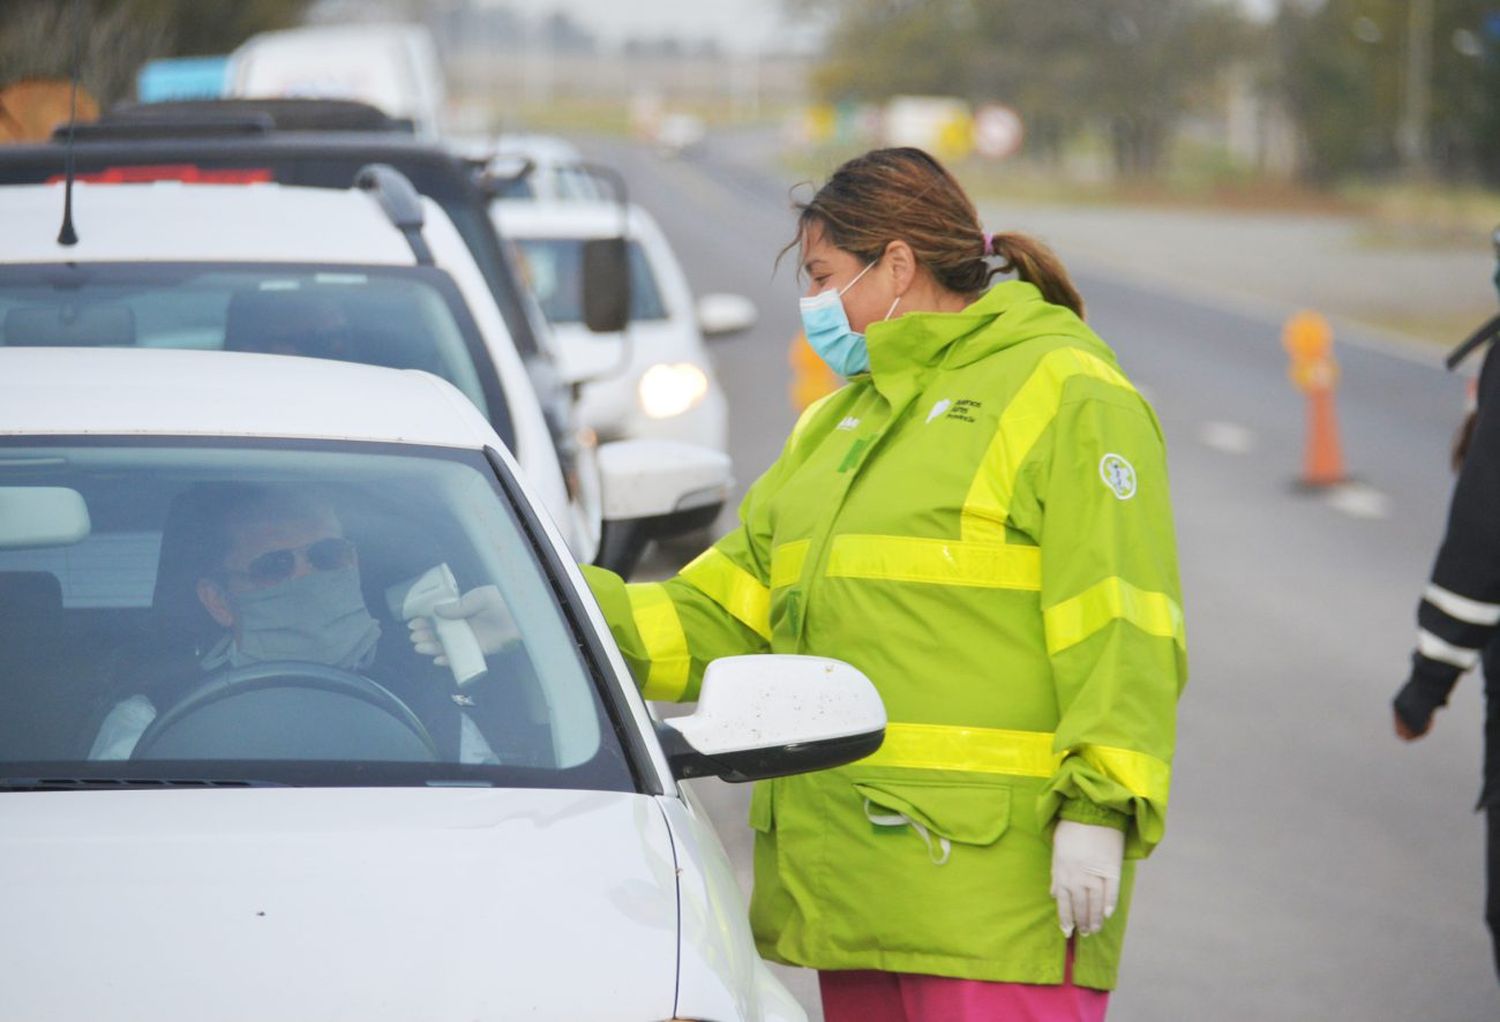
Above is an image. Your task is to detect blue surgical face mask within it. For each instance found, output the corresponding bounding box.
[799,259,900,378]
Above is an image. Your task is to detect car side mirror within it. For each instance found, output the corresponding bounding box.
[476,154,534,199]
[696,293,757,338]
[656,655,886,782]
[582,237,631,334]
[593,440,730,578]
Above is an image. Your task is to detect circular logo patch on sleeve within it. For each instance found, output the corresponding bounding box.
[1099,453,1137,500]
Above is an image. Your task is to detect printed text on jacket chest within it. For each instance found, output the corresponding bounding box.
[924,398,983,424]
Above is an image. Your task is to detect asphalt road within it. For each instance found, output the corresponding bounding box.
[579,131,1500,1021]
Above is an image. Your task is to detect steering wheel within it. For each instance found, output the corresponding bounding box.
[132,660,439,761]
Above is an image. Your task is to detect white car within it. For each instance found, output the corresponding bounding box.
[0,348,886,1021]
[0,176,645,567]
[481,133,614,202]
[654,112,707,158]
[497,199,757,452]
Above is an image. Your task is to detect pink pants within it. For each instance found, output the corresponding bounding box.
[818,944,1110,1022]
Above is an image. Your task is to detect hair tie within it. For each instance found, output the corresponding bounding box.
[982,231,995,256]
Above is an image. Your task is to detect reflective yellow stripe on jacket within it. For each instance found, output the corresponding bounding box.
[770,536,1040,591]
[624,582,691,700]
[860,722,1060,777]
[680,547,771,640]
[858,722,1170,807]
[1044,576,1186,655]
[827,535,1040,590]
[771,540,809,590]
[962,347,1138,544]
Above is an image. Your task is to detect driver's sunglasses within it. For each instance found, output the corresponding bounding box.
[230,537,356,588]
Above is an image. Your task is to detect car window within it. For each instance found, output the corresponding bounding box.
[0,439,636,791]
[0,263,513,449]
[513,238,667,325]
[497,174,534,199]
[552,167,607,201]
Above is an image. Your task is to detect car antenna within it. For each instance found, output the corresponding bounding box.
[56,0,84,246]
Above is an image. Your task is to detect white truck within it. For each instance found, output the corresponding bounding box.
[226,22,446,139]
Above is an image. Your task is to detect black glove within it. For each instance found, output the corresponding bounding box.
[1393,656,1463,734]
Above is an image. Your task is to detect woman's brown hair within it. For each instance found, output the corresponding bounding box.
[785,147,1084,318]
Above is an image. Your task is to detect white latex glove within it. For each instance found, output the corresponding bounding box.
[407,585,518,664]
[1050,819,1125,938]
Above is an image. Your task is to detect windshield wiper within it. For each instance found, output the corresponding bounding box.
[0,777,289,791]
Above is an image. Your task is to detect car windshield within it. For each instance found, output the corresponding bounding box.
[0,263,513,448]
[513,238,667,325]
[0,439,635,791]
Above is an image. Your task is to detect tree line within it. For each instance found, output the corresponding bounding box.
[801,0,1500,186]
[0,0,312,109]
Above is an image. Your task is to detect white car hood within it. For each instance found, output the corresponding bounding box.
[0,787,680,1022]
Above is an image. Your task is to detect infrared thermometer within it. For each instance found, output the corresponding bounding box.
[386,563,488,687]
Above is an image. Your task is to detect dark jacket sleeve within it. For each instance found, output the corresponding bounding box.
[1396,345,1500,729]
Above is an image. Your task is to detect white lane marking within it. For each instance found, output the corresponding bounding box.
[1326,482,1390,519]
[1199,420,1257,454]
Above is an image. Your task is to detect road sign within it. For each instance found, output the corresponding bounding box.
[973,104,1024,160]
[884,96,972,160]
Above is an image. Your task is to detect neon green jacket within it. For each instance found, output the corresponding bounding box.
[584,281,1186,990]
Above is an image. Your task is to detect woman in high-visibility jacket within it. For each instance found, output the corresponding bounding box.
[595,149,1186,1021]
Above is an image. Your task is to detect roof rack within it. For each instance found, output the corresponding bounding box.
[355,163,432,265]
[52,98,416,144]
[107,98,413,134]
[54,113,274,142]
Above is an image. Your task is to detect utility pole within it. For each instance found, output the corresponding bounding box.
[1399,0,1433,178]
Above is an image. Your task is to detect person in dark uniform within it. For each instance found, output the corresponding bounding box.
[1392,246,1500,979]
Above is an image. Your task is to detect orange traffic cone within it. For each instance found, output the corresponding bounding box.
[1282,311,1346,488]
[1302,385,1346,487]
[788,331,841,411]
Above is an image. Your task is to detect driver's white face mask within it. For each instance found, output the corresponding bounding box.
[214,564,381,671]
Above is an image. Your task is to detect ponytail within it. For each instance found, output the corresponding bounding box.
[988,232,1085,320]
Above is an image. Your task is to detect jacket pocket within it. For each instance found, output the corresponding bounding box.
[803,774,1037,960]
[852,777,1012,854]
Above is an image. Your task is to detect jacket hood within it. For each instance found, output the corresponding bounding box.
[863,281,1111,400]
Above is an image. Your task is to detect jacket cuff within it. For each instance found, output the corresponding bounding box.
[1058,798,1130,832]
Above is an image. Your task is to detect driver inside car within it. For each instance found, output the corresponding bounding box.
[223,291,358,361]
[88,485,512,763]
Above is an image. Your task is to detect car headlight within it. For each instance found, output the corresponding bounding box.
[638,362,710,419]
